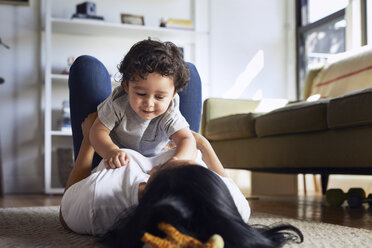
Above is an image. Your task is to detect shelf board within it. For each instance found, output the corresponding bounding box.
[51,74,68,80]
[51,18,205,42]
[51,130,72,136]
[45,187,64,194]
[51,74,69,84]
[50,73,117,86]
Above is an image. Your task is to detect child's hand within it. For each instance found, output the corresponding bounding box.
[104,149,130,169]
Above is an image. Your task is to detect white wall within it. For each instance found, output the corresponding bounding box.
[0,0,295,193]
[0,0,43,193]
[209,0,296,100]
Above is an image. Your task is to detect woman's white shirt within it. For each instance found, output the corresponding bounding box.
[60,149,250,236]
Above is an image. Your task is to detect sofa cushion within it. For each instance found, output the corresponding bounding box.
[205,113,261,141]
[255,100,329,137]
[328,87,372,128]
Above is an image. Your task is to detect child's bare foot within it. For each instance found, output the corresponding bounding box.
[81,112,97,138]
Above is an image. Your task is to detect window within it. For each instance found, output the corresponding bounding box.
[296,0,348,99]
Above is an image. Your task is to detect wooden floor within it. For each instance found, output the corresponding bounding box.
[249,195,372,231]
[0,194,371,231]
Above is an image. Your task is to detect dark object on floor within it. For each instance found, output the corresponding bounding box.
[348,193,372,209]
[326,188,371,208]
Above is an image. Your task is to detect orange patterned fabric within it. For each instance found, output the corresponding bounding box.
[141,222,224,248]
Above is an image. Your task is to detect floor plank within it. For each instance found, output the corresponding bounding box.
[0,194,62,208]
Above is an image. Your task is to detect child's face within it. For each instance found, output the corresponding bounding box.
[124,72,176,120]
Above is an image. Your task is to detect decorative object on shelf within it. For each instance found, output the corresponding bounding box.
[159,17,166,27]
[57,147,73,187]
[162,18,194,30]
[77,1,96,15]
[0,37,10,49]
[121,13,145,25]
[62,56,75,74]
[0,0,29,5]
[58,100,71,132]
[0,37,9,85]
[71,1,104,20]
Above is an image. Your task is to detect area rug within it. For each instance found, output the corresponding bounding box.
[0,206,371,247]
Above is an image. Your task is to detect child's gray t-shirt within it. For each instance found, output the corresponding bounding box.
[97,86,189,156]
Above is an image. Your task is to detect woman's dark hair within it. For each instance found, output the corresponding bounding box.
[118,39,190,92]
[102,165,303,248]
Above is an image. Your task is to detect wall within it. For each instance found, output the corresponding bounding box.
[209,0,296,100]
[0,0,43,193]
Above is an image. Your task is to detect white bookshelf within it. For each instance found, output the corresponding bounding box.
[42,0,209,194]
[51,18,207,40]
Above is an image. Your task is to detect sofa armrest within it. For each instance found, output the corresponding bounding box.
[201,98,260,136]
[201,97,290,136]
[201,97,289,136]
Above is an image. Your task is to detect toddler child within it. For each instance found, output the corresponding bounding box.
[90,39,197,169]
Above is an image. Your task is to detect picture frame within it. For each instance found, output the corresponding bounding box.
[121,14,144,26]
[0,0,29,5]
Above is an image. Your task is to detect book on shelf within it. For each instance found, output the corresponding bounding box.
[165,19,194,30]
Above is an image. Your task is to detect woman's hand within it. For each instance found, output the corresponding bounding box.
[104,149,130,169]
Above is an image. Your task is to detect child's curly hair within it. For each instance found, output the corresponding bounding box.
[118,39,190,92]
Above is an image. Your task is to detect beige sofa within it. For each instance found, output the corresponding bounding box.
[201,45,372,194]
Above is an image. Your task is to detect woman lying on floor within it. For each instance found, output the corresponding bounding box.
[60,55,303,247]
[59,113,303,248]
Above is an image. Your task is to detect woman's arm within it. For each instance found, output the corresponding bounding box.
[192,131,228,177]
[170,127,197,161]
